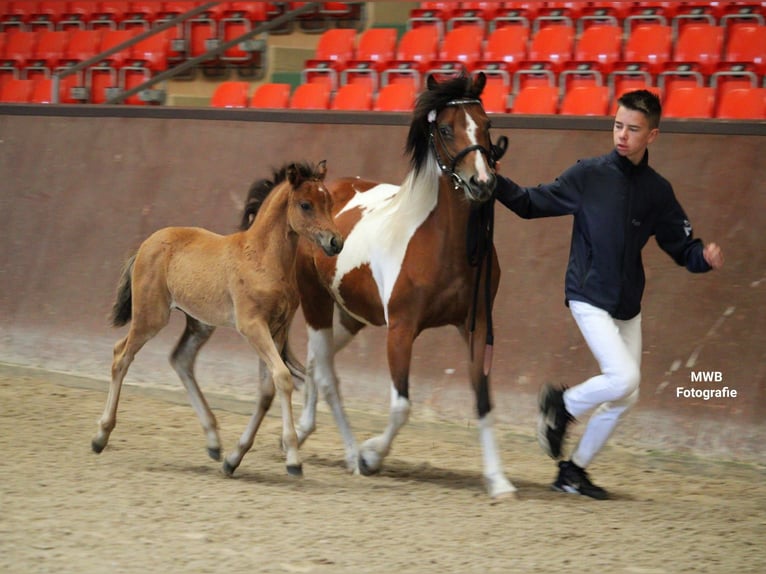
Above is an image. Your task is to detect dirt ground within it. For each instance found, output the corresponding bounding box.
[0,363,763,574]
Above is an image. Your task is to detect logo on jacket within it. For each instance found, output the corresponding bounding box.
[683,219,692,237]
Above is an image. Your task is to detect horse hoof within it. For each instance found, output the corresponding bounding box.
[91,440,105,454]
[222,460,237,477]
[207,447,221,461]
[286,464,303,477]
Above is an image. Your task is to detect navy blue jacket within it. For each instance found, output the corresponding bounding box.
[495,149,711,320]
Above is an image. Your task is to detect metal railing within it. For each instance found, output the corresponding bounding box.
[50,1,321,105]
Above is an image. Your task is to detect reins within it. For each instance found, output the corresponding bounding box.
[429,98,508,376]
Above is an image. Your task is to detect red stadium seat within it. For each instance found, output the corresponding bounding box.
[29,74,78,103]
[341,27,397,91]
[623,23,672,75]
[0,77,33,101]
[129,29,171,72]
[250,82,291,109]
[511,85,559,114]
[482,24,529,71]
[560,85,610,115]
[394,25,439,72]
[1,30,38,73]
[672,23,724,77]
[528,23,574,73]
[302,28,358,90]
[354,27,397,70]
[662,86,715,118]
[97,29,138,69]
[723,23,766,75]
[380,25,440,90]
[27,29,71,75]
[435,24,484,69]
[210,80,250,108]
[62,29,102,65]
[331,82,373,110]
[574,24,622,73]
[373,82,416,111]
[480,80,509,113]
[219,2,268,76]
[289,81,331,109]
[715,87,766,119]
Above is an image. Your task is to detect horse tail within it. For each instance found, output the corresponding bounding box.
[111,254,136,327]
[240,178,276,230]
[282,335,306,388]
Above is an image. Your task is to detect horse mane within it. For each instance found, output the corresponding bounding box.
[405,73,485,176]
[239,161,319,230]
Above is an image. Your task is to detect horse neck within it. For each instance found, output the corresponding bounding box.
[405,154,472,233]
[243,183,298,267]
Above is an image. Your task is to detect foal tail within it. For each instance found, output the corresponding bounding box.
[111,254,136,327]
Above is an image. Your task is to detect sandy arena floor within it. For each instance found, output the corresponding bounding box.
[0,363,764,574]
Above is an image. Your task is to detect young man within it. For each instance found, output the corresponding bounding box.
[495,90,724,499]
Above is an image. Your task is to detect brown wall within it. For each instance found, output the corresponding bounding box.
[1,107,763,461]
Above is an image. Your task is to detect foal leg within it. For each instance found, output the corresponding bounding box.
[358,322,414,475]
[224,322,301,477]
[169,314,220,460]
[92,309,170,453]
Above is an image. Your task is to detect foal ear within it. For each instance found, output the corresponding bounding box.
[316,159,327,180]
[286,163,300,187]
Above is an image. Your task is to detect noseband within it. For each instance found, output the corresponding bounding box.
[428,98,507,194]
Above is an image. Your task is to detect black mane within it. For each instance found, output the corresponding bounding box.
[239,161,318,230]
[405,73,486,175]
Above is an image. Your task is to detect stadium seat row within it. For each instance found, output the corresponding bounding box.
[205,78,766,119]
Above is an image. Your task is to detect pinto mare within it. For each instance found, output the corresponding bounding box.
[244,74,516,498]
[91,161,343,477]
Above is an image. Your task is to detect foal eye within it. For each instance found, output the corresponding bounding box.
[300,201,312,212]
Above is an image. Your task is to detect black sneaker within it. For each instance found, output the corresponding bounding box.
[536,383,574,459]
[552,460,609,500]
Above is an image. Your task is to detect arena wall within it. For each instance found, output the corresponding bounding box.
[1,106,763,462]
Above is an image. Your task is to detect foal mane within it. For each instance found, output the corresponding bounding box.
[239,161,319,231]
[405,73,486,176]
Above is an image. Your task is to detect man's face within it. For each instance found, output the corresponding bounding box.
[613,106,659,165]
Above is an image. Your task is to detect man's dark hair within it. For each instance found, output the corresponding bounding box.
[617,90,662,129]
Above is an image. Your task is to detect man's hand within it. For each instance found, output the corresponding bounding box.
[703,242,724,269]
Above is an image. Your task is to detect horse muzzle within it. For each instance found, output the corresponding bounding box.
[319,233,344,256]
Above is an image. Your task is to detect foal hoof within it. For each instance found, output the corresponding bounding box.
[286,464,303,477]
[358,455,379,477]
[91,439,105,454]
[207,447,221,462]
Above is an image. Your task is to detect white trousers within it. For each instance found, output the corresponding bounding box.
[564,300,642,469]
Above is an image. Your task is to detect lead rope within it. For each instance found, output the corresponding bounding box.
[467,135,507,376]
[467,197,496,376]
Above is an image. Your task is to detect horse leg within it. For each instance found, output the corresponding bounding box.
[92,308,170,453]
[224,322,301,477]
[169,314,220,461]
[461,326,517,499]
[357,322,414,475]
[303,318,359,472]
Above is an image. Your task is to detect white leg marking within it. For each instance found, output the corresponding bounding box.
[478,413,517,499]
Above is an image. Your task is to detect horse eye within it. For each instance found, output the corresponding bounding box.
[439,125,452,138]
[300,201,312,212]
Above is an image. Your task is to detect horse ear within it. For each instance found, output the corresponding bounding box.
[427,73,439,91]
[473,71,486,96]
[317,159,327,180]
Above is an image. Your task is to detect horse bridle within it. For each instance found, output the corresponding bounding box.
[428,98,508,194]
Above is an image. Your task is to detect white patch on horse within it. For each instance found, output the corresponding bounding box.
[331,158,441,324]
[465,111,491,184]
